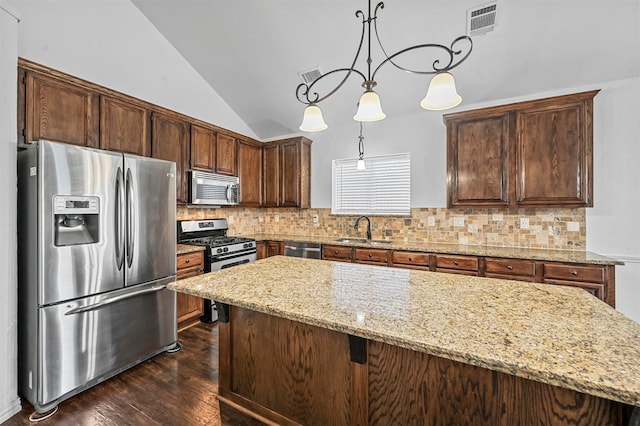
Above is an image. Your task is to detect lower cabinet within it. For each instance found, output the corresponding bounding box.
[543,263,609,302]
[257,241,283,259]
[484,257,537,282]
[176,251,205,331]
[322,244,353,262]
[391,251,430,271]
[354,248,390,266]
[434,254,479,276]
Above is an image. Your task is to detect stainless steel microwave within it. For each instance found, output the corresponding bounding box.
[188,171,239,206]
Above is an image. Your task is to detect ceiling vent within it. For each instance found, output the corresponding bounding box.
[298,68,322,85]
[467,2,498,37]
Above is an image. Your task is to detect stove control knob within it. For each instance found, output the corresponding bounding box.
[224,247,229,253]
[217,248,223,254]
[243,243,250,248]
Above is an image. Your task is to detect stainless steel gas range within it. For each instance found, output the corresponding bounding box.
[177,218,256,321]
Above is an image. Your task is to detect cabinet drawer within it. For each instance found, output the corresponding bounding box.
[435,255,478,271]
[485,258,535,277]
[354,248,389,264]
[544,263,605,283]
[322,245,353,261]
[392,251,430,267]
[177,251,204,271]
[544,279,605,301]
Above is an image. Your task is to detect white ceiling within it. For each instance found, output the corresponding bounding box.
[131,0,640,140]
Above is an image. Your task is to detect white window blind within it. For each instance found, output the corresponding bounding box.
[332,153,410,215]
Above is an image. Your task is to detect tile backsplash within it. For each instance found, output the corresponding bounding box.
[178,207,586,250]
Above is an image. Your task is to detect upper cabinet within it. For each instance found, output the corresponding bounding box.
[100,95,151,156]
[263,137,312,208]
[21,70,99,147]
[190,125,237,176]
[444,90,598,208]
[151,112,190,204]
[237,139,263,207]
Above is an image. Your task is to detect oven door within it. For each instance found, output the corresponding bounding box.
[210,252,257,272]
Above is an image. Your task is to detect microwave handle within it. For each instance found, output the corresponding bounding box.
[226,184,232,203]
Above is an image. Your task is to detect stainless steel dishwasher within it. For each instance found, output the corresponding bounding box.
[283,241,322,259]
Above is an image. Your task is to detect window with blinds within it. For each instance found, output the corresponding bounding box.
[332,153,410,215]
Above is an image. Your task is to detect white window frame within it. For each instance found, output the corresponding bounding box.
[332,153,411,216]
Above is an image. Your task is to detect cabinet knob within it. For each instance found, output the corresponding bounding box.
[335,250,339,255]
[185,259,190,264]
[368,253,373,258]
[454,261,459,266]
[507,265,513,270]
[408,257,413,261]
[571,270,578,276]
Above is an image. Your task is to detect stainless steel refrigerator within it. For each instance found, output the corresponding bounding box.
[17,140,178,414]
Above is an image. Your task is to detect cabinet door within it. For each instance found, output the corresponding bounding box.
[322,245,353,262]
[256,241,267,260]
[237,140,263,207]
[190,124,216,172]
[177,251,204,331]
[515,95,593,207]
[216,133,237,176]
[435,254,479,276]
[262,144,280,207]
[100,96,150,156]
[354,248,390,266]
[24,72,99,147]
[266,241,283,257]
[151,112,190,204]
[446,112,511,207]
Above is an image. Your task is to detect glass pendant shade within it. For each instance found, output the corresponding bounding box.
[356,158,366,170]
[353,90,386,122]
[299,104,328,132]
[420,72,462,111]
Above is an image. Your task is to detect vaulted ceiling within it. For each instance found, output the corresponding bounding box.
[132,0,640,140]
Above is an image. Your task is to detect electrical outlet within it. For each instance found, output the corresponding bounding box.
[567,221,580,232]
[258,216,264,223]
[312,214,319,223]
[453,217,465,227]
[228,215,234,224]
[428,216,436,227]
[520,217,529,229]
[274,214,279,222]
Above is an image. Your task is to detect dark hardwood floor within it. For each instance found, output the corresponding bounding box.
[5,323,264,426]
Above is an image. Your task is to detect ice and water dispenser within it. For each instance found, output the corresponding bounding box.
[53,195,100,246]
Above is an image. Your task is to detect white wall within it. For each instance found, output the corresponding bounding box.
[0,1,21,422]
[15,0,257,139]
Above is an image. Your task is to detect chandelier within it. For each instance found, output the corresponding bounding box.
[296,0,473,132]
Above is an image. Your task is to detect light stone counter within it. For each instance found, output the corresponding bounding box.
[169,256,640,407]
[251,234,622,265]
[176,244,206,255]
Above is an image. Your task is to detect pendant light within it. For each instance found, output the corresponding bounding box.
[353,90,386,122]
[299,104,328,132]
[420,72,462,111]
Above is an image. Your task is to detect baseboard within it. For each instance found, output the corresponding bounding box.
[0,397,22,423]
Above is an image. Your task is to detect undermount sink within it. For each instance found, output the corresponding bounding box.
[334,238,367,243]
[334,238,391,245]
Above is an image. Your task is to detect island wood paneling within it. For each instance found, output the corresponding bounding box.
[216,305,633,425]
[223,307,352,426]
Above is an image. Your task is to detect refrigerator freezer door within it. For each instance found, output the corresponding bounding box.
[39,141,124,306]
[33,279,177,411]
[124,154,176,286]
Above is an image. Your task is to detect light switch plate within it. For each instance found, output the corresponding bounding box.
[567,221,580,232]
[428,216,436,227]
[453,217,465,227]
[520,217,529,229]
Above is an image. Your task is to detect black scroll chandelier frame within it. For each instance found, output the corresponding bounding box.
[295,0,473,117]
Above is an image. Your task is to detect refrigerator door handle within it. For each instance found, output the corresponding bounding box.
[125,167,135,268]
[115,167,125,270]
[64,285,167,316]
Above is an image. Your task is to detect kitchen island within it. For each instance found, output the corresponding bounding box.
[169,256,640,425]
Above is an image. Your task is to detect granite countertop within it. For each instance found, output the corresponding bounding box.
[177,244,206,255]
[250,234,622,265]
[169,256,640,406]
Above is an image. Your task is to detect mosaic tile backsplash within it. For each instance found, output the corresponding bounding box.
[177,207,586,250]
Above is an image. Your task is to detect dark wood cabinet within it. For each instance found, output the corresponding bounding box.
[322,245,353,262]
[543,262,611,303]
[100,95,151,156]
[176,251,205,331]
[354,248,390,266]
[237,139,263,207]
[434,254,479,276]
[484,257,537,282]
[266,241,283,257]
[151,112,190,203]
[21,70,99,147]
[216,133,237,176]
[262,144,280,207]
[256,241,267,260]
[262,137,312,208]
[391,251,431,271]
[190,124,216,172]
[444,91,597,208]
